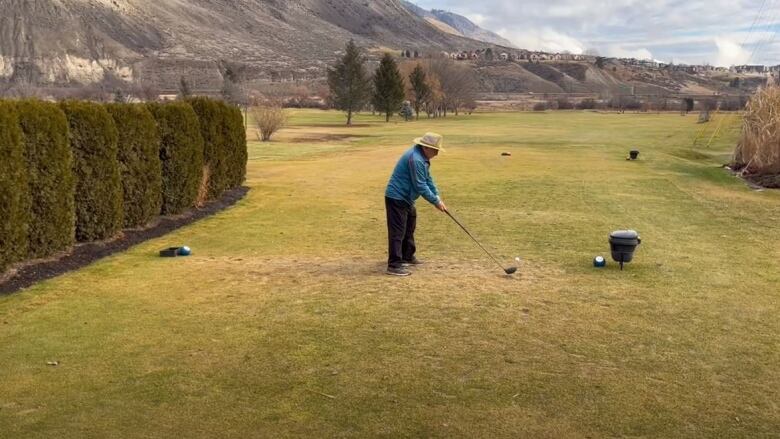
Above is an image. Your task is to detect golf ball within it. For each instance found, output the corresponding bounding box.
[515,257,521,262]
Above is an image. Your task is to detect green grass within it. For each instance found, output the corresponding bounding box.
[1,110,779,438]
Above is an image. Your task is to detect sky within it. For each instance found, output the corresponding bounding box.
[410,0,780,66]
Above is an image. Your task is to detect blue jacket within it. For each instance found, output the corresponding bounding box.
[385,146,440,206]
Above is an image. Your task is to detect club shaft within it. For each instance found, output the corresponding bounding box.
[445,210,507,272]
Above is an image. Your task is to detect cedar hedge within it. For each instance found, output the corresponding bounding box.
[61,101,123,242]
[147,102,204,215]
[188,98,247,196]
[106,103,163,228]
[0,101,29,271]
[16,100,75,258]
[1,98,245,276]
[188,97,231,199]
[224,103,247,189]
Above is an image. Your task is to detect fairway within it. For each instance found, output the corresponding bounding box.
[1,110,779,438]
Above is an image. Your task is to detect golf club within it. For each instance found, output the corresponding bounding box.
[444,209,518,275]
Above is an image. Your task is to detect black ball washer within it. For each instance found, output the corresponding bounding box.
[609,230,641,270]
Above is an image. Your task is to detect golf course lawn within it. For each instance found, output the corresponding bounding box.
[1,109,778,438]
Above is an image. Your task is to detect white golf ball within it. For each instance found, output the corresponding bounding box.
[515,257,521,262]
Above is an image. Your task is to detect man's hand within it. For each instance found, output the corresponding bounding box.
[436,200,447,212]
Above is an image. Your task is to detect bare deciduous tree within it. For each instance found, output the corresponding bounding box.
[428,58,478,116]
[252,106,287,142]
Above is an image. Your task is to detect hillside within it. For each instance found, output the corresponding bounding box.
[0,0,761,96]
[0,0,481,89]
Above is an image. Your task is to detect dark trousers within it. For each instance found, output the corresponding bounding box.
[385,197,416,268]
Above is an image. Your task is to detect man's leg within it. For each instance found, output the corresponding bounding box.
[401,204,417,261]
[385,197,408,269]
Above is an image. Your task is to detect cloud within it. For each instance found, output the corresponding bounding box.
[411,0,780,66]
[715,37,751,66]
[464,13,487,25]
[497,28,585,54]
[603,46,654,60]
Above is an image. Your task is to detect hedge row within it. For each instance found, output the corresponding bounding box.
[61,101,124,242]
[188,98,247,199]
[148,102,205,214]
[106,104,162,228]
[0,98,246,275]
[16,100,75,258]
[0,102,28,272]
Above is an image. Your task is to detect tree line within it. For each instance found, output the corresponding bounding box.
[327,40,478,125]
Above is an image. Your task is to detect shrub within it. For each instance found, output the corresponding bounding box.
[720,97,748,111]
[252,105,287,141]
[106,103,163,228]
[733,87,780,175]
[576,98,597,110]
[0,101,29,272]
[188,97,231,199]
[61,101,123,242]
[147,102,204,214]
[556,98,574,110]
[15,100,75,258]
[532,102,547,111]
[225,104,247,188]
[697,98,718,112]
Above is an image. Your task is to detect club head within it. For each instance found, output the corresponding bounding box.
[504,267,518,275]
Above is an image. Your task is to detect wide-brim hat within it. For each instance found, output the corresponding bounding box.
[414,132,445,152]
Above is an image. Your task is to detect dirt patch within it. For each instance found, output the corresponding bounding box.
[288,133,368,143]
[0,186,249,296]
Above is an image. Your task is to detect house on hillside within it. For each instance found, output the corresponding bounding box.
[731,65,767,74]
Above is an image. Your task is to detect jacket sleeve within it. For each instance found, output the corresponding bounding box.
[427,173,439,199]
[409,156,440,205]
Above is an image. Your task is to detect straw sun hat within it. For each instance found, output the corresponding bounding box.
[414,132,445,152]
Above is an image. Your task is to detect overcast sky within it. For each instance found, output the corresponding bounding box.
[411,0,780,66]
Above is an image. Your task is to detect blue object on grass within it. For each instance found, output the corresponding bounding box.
[177,246,192,256]
[593,256,606,268]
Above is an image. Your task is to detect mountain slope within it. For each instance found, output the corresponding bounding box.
[0,0,752,97]
[0,0,483,87]
[400,1,515,47]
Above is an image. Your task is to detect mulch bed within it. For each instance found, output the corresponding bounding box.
[0,186,249,296]
[724,165,780,190]
[744,173,780,189]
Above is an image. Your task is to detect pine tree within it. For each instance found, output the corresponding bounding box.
[372,53,405,123]
[178,77,192,99]
[327,40,371,126]
[408,63,431,120]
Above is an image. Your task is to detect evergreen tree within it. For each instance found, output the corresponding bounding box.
[372,53,405,122]
[408,63,431,120]
[178,76,192,99]
[327,40,371,126]
[400,101,413,121]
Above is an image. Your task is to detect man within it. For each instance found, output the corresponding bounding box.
[384,132,447,276]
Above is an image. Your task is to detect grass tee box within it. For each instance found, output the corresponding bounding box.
[1,110,779,438]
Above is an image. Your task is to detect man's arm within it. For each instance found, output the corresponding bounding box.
[411,158,446,211]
